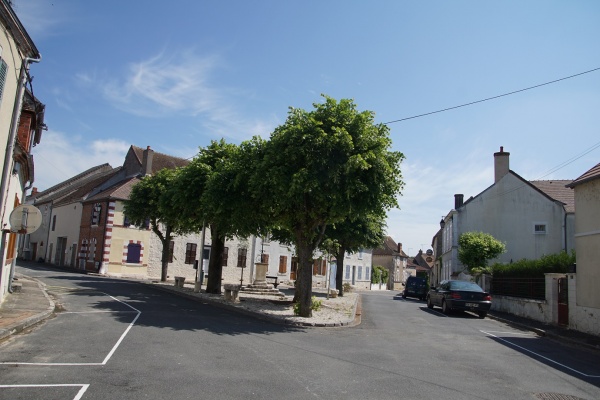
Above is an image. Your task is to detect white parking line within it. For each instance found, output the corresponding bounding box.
[481,330,600,378]
[0,384,89,400]
[0,293,140,367]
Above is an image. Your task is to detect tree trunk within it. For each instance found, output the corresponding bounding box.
[160,226,172,282]
[205,225,225,294]
[335,246,347,297]
[295,238,314,317]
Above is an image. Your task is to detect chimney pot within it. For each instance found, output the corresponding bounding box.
[454,194,464,209]
[494,146,510,183]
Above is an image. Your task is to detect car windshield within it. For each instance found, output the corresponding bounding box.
[449,281,483,291]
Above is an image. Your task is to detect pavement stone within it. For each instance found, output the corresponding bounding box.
[2,261,600,352]
[0,273,55,342]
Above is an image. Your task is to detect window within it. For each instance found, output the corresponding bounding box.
[126,243,141,264]
[534,223,547,234]
[185,243,197,264]
[168,241,174,263]
[358,266,363,280]
[279,256,287,273]
[222,247,228,266]
[91,203,102,225]
[260,253,269,264]
[237,248,247,268]
[366,267,370,281]
[0,59,7,103]
[345,265,350,279]
[123,215,131,227]
[52,215,56,231]
[358,249,364,259]
[313,259,326,275]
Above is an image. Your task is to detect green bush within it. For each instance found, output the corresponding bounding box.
[491,250,575,278]
[293,296,323,315]
[343,282,352,293]
[371,265,389,284]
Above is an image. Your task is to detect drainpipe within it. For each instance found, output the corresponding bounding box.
[0,57,41,295]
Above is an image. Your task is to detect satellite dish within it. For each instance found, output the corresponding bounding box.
[9,204,43,234]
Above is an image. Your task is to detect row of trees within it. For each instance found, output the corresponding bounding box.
[124,96,405,317]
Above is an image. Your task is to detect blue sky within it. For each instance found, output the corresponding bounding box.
[13,0,600,256]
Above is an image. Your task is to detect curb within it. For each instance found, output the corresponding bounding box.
[0,276,55,342]
[148,283,359,328]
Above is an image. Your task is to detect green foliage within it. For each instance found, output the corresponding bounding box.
[254,95,404,317]
[371,265,389,284]
[491,250,575,278]
[293,296,323,315]
[343,282,352,293]
[458,231,506,274]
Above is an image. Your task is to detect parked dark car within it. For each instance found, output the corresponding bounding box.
[427,280,492,318]
[402,276,428,300]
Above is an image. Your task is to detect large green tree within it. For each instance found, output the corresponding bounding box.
[458,231,506,275]
[254,95,404,317]
[124,168,185,282]
[170,139,267,294]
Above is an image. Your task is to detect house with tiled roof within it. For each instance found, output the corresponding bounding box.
[372,236,409,290]
[440,147,575,281]
[566,162,600,335]
[21,163,115,263]
[0,0,44,301]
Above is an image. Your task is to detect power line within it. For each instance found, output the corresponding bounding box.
[384,67,600,125]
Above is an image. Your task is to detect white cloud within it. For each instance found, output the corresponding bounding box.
[31,131,129,191]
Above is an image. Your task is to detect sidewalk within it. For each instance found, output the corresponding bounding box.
[0,273,55,342]
[2,265,600,352]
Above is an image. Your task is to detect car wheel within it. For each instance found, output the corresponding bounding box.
[427,296,434,309]
[477,311,487,319]
[442,300,450,315]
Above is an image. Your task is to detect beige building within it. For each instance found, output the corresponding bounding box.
[0,2,43,302]
[567,162,600,335]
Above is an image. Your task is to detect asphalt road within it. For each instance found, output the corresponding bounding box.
[1,264,599,400]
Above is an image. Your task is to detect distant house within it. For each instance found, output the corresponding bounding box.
[566,162,600,335]
[412,249,434,281]
[372,236,409,290]
[22,164,115,263]
[440,147,575,280]
[430,228,443,287]
[0,1,43,302]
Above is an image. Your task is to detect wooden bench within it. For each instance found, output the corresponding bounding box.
[223,283,241,302]
[266,275,279,288]
[174,276,186,288]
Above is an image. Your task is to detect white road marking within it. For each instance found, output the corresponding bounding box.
[0,384,90,400]
[481,330,600,378]
[0,292,140,367]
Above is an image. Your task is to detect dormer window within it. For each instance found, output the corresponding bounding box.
[91,203,102,225]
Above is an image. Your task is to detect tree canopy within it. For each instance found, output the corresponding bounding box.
[253,95,404,316]
[458,231,506,275]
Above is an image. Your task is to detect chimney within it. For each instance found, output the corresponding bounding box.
[494,146,510,183]
[31,187,38,196]
[398,242,403,254]
[142,146,154,176]
[454,194,464,209]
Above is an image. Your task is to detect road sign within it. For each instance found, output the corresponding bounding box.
[9,204,43,234]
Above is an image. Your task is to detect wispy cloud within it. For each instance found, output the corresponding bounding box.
[99,49,277,141]
[31,131,129,190]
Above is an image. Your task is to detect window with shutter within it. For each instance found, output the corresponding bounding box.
[237,248,247,268]
[185,243,197,264]
[279,256,287,273]
[0,60,7,104]
[127,243,141,264]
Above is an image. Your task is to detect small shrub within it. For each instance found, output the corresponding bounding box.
[343,282,352,293]
[293,296,323,315]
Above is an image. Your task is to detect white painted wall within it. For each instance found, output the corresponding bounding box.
[46,202,83,267]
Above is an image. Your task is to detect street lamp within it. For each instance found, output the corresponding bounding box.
[439,218,445,229]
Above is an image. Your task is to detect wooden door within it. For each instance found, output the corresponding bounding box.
[558,277,568,326]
